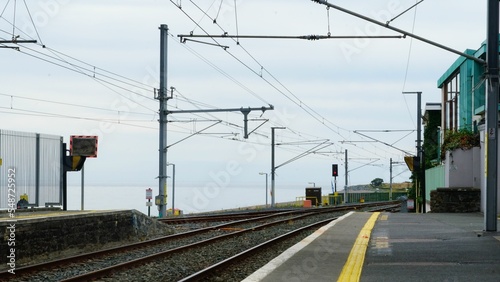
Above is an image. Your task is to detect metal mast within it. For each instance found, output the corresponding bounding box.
[158,24,169,218]
[271,127,285,207]
[403,91,424,213]
[344,149,348,203]
[485,0,498,231]
[390,158,393,201]
[416,92,425,213]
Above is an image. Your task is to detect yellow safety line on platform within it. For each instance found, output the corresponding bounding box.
[337,212,380,282]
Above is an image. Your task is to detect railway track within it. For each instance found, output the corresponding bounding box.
[1,201,400,281]
[158,201,399,225]
[178,218,335,281]
[158,209,296,224]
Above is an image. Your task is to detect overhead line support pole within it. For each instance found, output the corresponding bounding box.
[485,0,498,232]
[0,40,37,43]
[344,149,348,203]
[390,158,393,201]
[271,127,286,207]
[310,0,485,65]
[168,106,273,139]
[158,24,169,218]
[403,91,425,213]
[178,34,402,41]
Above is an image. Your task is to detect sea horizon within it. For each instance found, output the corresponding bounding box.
[66,184,315,216]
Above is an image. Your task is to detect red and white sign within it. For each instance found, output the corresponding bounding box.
[407,199,415,210]
[146,188,153,200]
[70,135,98,158]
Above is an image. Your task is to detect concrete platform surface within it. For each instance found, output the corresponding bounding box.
[0,209,128,222]
[363,213,500,282]
[244,212,500,282]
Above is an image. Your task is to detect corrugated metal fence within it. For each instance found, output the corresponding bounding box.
[0,129,63,209]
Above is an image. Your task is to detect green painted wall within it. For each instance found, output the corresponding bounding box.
[425,165,445,203]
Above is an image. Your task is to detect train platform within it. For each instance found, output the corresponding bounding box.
[0,208,127,221]
[244,211,500,282]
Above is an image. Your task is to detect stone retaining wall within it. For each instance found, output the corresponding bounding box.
[430,187,480,213]
[0,210,172,267]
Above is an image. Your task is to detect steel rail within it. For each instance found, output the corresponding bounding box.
[59,203,398,281]
[178,217,338,281]
[0,211,294,279]
[0,201,400,280]
[158,209,296,224]
[177,203,402,281]
[57,211,331,281]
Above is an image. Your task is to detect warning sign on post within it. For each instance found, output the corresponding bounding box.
[146,188,153,200]
[70,135,98,158]
[407,199,415,210]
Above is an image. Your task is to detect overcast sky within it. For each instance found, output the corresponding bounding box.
[0,1,489,209]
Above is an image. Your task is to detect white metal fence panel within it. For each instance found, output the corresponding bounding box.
[0,130,62,209]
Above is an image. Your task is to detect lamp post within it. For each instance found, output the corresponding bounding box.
[259,172,268,207]
[308,182,315,187]
[271,126,286,207]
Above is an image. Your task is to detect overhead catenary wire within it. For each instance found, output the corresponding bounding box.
[178,34,403,41]
[179,1,398,143]
[0,101,229,137]
[1,1,411,175]
[2,44,158,113]
[0,2,348,166]
[311,0,484,64]
[1,3,159,103]
[213,0,224,23]
[171,1,403,161]
[168,31,270,105]
[21,0,43,46]
[173,88,336,145]
[43,46,156,90]
[233,0,239,44]
[386,0,424,25]
[14,43,156,96]
[401,0,420,130]
[170,35,337,145]
[0,92,157,117]
[0,1,11,19]
[171,94,335,154]
[0,105,158,130]
[0,35,158,107]
[11,0,15,38]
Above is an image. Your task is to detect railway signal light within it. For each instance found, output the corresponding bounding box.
[332,164,338,177]
[63,155,86,171]
[404,155,420,172]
